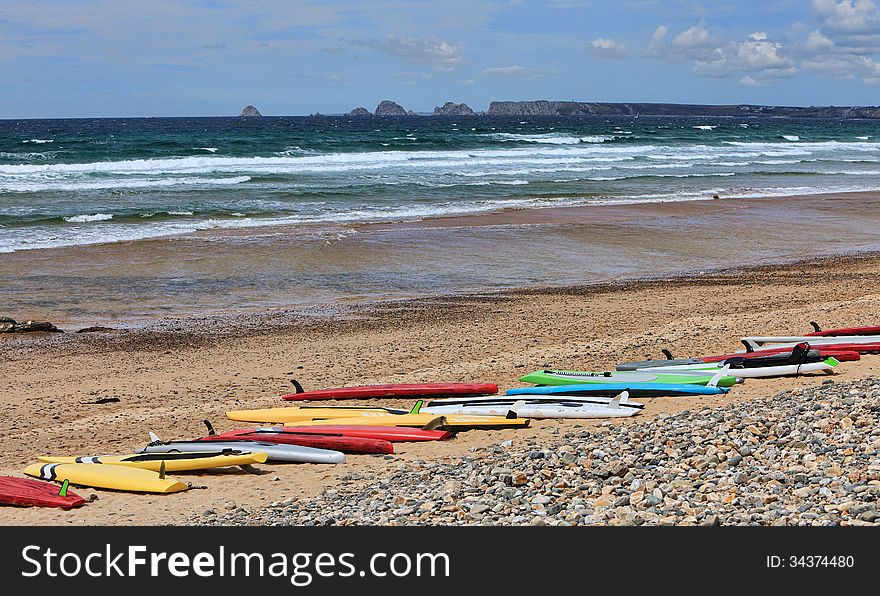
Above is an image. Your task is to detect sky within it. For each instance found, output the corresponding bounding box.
[2,0,880,117]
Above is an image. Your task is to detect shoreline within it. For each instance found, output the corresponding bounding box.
[3,189,880,329]
[3,248,880,345]
[2,253,880,525]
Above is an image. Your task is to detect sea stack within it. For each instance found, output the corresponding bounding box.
[374,100,408,116]
[432,102,475,116]
[347,107,372,116]
[239,105,262,117]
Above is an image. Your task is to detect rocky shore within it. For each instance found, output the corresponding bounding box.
[197,377,880,527]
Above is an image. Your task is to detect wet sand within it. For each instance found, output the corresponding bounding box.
[2,190,880,327]
[1,252,880,525]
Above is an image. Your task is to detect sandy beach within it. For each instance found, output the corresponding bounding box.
[2,251,879,525]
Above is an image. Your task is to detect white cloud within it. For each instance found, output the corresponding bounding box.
[482,65,523,75]
[587,37,629,58]
[803,1,880,83]
[647,21,724,64]
[694,33,795,81]
[811,0,880,34]
[648,23,795,84]
[362,34,464,72]
[739,75,762,86]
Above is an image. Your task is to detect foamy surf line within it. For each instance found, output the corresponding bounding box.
[5,185,880,253]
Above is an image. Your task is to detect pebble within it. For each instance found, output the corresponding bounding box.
[193,378,880,527]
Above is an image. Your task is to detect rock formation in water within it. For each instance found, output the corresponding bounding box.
[347,107,371,116]
[486,100,880,118]
[374,100,408,116]
[0,317,63,333]
[433,102,475,116]
[239,105,262,117]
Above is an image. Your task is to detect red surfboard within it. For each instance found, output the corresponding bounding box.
[0,476,87,509]
[198,430,394,455]
[806,325,880,337]
[281,382,498,402]
[275,425,453,442]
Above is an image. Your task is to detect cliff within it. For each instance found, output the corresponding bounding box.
[239,105,262,117]
[433,102,475,116]
[486,101,880,118]
[375,100,408,116]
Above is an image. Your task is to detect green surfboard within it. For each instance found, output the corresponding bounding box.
[519,369,739,388]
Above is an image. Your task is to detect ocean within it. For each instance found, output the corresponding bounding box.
[2,115,880,324]
[3,115,880,253]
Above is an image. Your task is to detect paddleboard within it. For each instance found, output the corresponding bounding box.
[23,463,188,494]
[0,476,87,509]
[507,382,728,398]
[140,437,345,464]
[269,425,453,442]
[227,405,409,423]
[286,414,531,431]
[635,357,839,377]
[740,340,880,354]
[422,392,642,419]
[200,429,394,455]
[37,450,267,472]
[519,369,739,387]
[806,323,880,337]
[282,382,499,401]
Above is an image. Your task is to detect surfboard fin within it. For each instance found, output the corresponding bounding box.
[58,479,69,497]
[290,379,305,393]
[410,400,424,414]
[506,400,526,418]
[609,391,627,409]
[148,431,161,445]
[810,321,822,332]
[203,419,216,436]
[741,339,755,353]
[158,461,166,480]
[661,348,674,360]
[707,365,730,388]
[421,416,446,431]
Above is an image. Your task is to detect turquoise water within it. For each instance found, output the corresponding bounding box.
[3,115,880,253]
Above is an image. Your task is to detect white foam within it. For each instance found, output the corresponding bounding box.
[167,211,194,216]
[63,213,113,223]
[693,125,717,130]
[197,147,218,152]
[782,135,800,141]
[0,176,251,193]
[23,139,53,144]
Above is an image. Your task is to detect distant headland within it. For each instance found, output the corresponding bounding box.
[240,100,880,119]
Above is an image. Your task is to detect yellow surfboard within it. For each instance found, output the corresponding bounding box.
[24,462,188,494]
[228,409,530,431]
[37,450,268,472]
[290,414,529,431]
[227,405,408,424]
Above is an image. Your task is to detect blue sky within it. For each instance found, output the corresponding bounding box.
[2,0,880,117]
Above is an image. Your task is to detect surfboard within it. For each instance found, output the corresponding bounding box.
[806,322,880,337]
[422,392,642,419]
[519,369,739,387]
[281,382,498,401]
[200,429,394,455]
[276,414,531,431]
[634,357,839,378]
[267,425,453,442]
[37,450,268,472]
[140,437,345,464]
[616,347,860,369]
[507,382,728,398]
[0,476,87,509]
[23,463,188,494]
